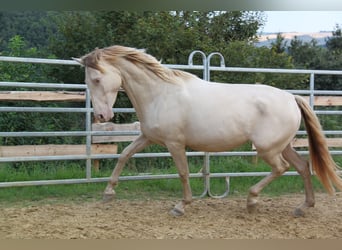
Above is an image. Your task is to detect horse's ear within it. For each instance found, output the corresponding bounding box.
[72,57,84,66]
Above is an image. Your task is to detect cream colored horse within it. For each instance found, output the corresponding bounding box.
[75,45,342,217]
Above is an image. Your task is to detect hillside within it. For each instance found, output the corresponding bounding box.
[255,31,333,47]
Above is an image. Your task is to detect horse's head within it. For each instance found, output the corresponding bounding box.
[74,53,122,122]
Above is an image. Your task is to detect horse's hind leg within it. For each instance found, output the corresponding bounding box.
[282,144,315,217]
[247,151,290,213]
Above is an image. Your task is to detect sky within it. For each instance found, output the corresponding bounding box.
[261,11,342,33]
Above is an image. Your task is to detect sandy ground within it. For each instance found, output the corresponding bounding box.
[1,193,342,239]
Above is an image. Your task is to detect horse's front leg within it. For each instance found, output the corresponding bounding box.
[103,134,151,201]
[167,143,192,216]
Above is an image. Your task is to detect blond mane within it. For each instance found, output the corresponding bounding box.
[81,45,195,83]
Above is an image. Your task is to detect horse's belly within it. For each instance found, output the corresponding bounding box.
[187,139,248,152]
[185,126,249,152]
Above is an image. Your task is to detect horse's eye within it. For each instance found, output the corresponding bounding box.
[94,78,100,84]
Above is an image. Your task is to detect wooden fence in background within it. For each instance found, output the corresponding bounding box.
[0,91,140,170]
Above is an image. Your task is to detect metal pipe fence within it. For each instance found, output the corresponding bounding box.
[1,53,342,198]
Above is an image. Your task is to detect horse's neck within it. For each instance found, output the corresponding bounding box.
[118,61,165,120]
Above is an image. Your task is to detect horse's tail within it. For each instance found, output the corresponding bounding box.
[295,95,342,194]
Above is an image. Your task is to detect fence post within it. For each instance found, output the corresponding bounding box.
[206,52,230,198]
[309,73,315,108]
[85,88,92,179]
[188,50,207,81]
[206,52,225,81]
[187,51,210,198]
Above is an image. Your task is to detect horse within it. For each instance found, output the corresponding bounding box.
[74,45,342,217]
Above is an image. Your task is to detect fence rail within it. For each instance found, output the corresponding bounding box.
[1,53,342,198]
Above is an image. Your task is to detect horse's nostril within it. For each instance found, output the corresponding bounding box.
[97,114,105,121]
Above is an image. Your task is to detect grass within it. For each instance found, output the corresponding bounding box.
[0,154,334,206]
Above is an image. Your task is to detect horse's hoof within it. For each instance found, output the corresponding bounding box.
[293,207,305,217]
[293,201,314,217]
[247,200,258,213]
[169,207,184,217]
[293,208,305,217]
[102,193,115,203]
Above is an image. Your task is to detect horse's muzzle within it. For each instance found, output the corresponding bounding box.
[95,111,114,122]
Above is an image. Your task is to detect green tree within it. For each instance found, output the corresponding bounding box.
[121,11,203,64]
[287,24,342,90]
[207,11,265,44]
[0,35,57,83]
[210,41,307,89]
[0,11,56,51]
[0,35,84,146]
[326,24,342,54]
[288,36,325,69]
[47,11,113,84]
[49,11,266,65]
[271,33,287,54]
[316,25,342,90]
[48,11,113,60]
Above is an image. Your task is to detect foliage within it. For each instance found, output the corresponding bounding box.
[48,11,265,66]
[287,25,342,91]
[326,24,342,54]
[316,25,342,90]
[0,35,57,83]
[0,35,85,146]
[206,11,265,43]
[210,41,308,89]
[288,37,324,69]
[0,11,56,51]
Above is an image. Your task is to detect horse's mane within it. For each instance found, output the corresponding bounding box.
[81,45,195,83]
